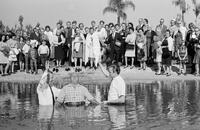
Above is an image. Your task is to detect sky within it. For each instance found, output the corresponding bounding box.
[0,0,199,29]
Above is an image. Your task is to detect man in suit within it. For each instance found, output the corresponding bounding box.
[107,26,123,65]
[156,18,167,39]
[64,21,73,68]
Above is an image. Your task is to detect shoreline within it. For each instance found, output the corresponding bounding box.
[0,65,200,85]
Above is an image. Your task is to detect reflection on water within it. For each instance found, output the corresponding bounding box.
[1,81,200,130]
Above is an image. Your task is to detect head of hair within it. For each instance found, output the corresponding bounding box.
[129,27,134,32]
[108,64,121,75]
[144,18,148,24]
[72,21,77,24]
[99,20,105,25]
[45,25,50,30]
[128,22,134,28]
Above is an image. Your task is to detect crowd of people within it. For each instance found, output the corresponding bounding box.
[0,17,200,76]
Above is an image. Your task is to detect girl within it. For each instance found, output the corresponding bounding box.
[73,27,85,71]
[17,37,25,71]
[136,28,147,70]
[0,35,10,76]
[177,42,188,75]
[155,36,163,75]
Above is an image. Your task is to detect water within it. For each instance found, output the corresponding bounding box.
[1,81,200,130]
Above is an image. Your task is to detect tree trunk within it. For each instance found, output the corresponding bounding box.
[182,11,185,26]
[117,16,120,25]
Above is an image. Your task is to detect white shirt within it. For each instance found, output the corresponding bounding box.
[38,45,49,55]
[174,26,187,41]
[108,75,126,101]
[22,44,30,54]
[125,32,136,45]
[37,86,60,106]
[44,31,54,45]
[167,37,174,51]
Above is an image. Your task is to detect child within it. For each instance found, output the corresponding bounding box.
[22,39,30,73]
[38,39,49,71]
[155,40,163,75]
[29,42,38,74]
[177,42,188,75]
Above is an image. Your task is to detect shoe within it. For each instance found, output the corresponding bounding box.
[65,68,70,71]
[130,66,135,69]
[138,68,142,70]
[53,68,56,72]
[166,73,171,76]
[124,66,128,69]
[56,68,59,72]
[34,72,38,75]
[155,72,161,75]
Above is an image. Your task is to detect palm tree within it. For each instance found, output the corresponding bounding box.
[18,15,24,29]
[103,0,135,25]
[192,0,200,24]
[172,0,187,24]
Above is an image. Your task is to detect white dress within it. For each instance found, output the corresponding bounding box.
[85,34,94,62]
[92,31,101,66]
[125,32,136,57]
[156,41,162,63]
[0,42,9,64]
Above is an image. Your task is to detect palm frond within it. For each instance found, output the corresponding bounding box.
[123,0,135,11]
[192,0,197,6]
[118,11,127,20]
[103,6,117,14]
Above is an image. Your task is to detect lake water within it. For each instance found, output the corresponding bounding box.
[1,81,200,130]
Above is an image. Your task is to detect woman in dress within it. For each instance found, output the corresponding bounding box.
[125,27,136,69]
[85,27,94,69]
[161,30,172,76]
[136,28,147,70]
[193,27,200,76]
[17,37,25,71]
[73,27,85,71]
[54,30,65,67]
[0,35,10,76]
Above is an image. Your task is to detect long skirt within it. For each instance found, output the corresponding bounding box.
[55,45,64,60]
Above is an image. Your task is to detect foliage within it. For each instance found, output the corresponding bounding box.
[192,0,200,18]
[18,15,24,27]
[103,0,135,24]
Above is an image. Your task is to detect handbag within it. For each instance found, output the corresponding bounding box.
[115,40,122,47]
[126,44,135,49]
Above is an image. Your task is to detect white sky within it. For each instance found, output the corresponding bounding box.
[0,0,199,29]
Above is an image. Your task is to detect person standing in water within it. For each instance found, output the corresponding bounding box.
[57,73,99,106]
[102,64,126,105]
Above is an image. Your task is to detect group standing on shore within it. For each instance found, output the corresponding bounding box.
[0,17,200,76]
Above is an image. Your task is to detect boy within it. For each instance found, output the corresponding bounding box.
[29,41,38,74]
[38,39,49,71]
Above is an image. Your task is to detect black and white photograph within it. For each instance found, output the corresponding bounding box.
[1,0,200,129]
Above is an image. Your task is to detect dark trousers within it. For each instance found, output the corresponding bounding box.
[30,58,37,73]
[40,54,48,71]
[110,45,122,64]
[25,54,29,73]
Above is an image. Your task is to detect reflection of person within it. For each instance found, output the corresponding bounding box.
[57,73,99,106]
[103,64,126,104]
[107,106,126,129]
[37,70,61,106]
